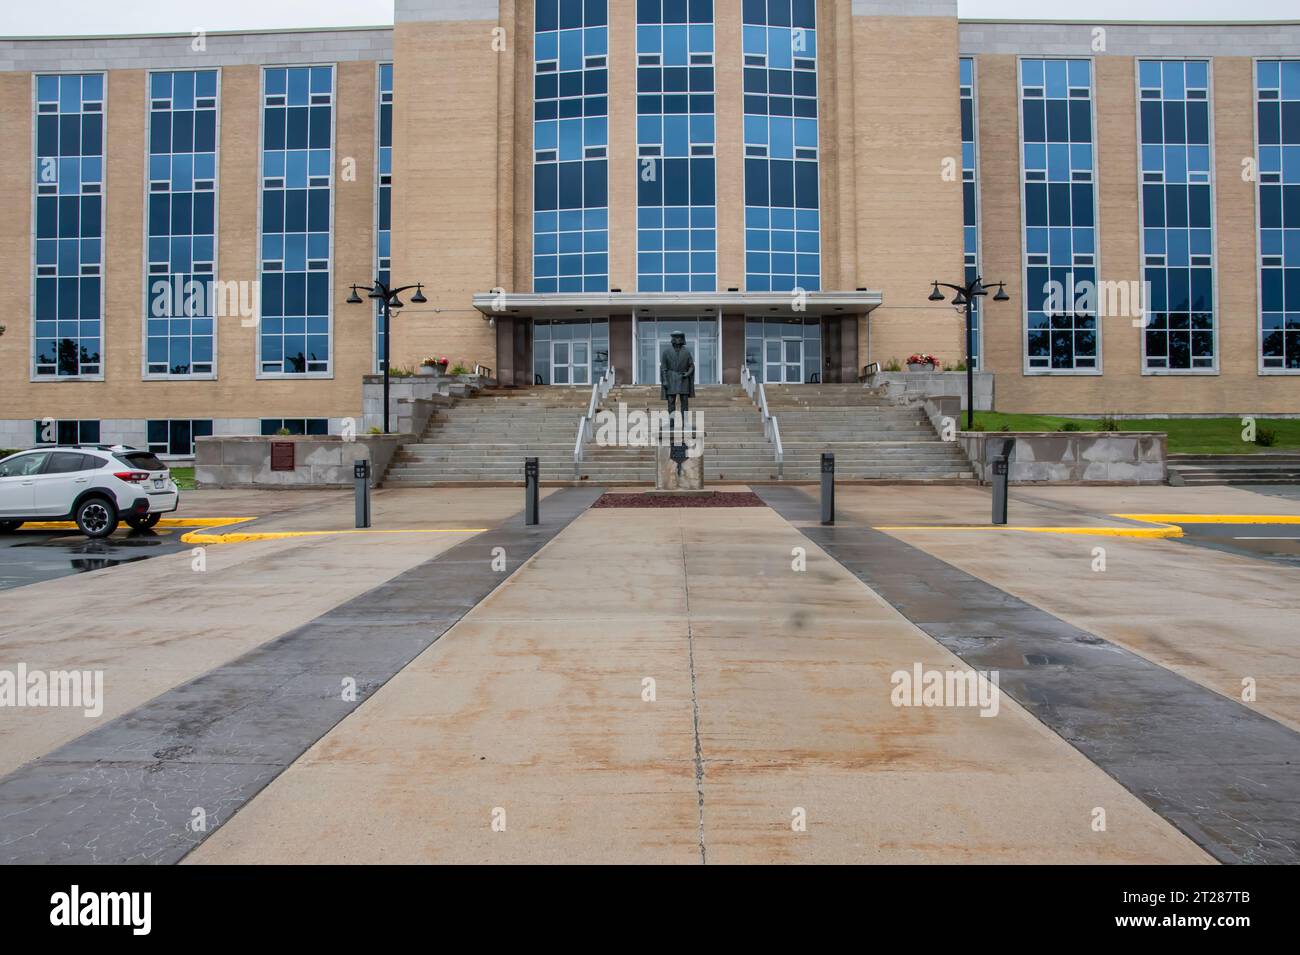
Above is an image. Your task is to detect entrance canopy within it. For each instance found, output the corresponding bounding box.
[473,290,883,388]
[471,290,883,320]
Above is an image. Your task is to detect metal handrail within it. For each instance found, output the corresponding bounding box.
[573,366,615,477]
[741,365,784,478]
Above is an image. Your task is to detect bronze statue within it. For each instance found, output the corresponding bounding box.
[660,331,695,429]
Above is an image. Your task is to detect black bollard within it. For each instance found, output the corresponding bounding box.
[991,439,1013,525]
[525,457,539,525]
[353,458,371,529]
[820,451,835,525]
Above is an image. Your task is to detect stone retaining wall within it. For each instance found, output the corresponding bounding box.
[195,434,409,488]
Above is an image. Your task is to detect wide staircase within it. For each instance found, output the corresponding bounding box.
[603,384,775,482]
[384,387,645,485]
[765,384,975,480]
[383,382,974,485]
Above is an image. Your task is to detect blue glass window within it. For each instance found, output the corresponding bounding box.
[1020,58,1098,371]
[259,66,333,375]
[33,73,105,377]
[534,0,609,293]
[146,70,219,377]
[260,418,329,436]
[34,419,100,445]
[376,63,393,371]
[742,0,820,292]
[1138,60,1215,372]
[147,419,213,455]
[960,57,981,369]
[636,0,716,293]
[1257,60,1300,370]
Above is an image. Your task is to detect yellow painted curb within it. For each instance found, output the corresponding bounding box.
[1114,513,1300,525]
[876,523,1182,539]
[21,516,255,531]
[181,527,488,544]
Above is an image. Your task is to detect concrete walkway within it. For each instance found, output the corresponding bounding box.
[0,488,597,863]
[189,499,1207,864]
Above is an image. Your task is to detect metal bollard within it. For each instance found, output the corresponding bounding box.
[525,457,539,526]
[353,458,371,529]
[991,439,1013,525]
[820,451,835,525]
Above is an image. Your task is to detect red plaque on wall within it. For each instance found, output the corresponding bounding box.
[270,441,295,472]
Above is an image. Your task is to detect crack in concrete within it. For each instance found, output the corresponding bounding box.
[680,530,707,865]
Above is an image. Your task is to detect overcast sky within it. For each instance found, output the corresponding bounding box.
[1,0,1296,37]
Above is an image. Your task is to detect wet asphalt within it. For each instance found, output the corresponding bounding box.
[0,527,194,591]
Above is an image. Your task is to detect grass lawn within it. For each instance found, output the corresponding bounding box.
[969,413,1300,455]
[169,466,196,490]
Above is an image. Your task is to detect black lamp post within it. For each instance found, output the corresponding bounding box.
[928,276,1009,430]
[348,279,427,434]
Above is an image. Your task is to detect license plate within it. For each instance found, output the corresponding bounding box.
[153,479,164,489]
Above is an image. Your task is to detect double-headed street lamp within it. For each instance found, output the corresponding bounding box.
[347,279,427,434]
[928,275,1009,431]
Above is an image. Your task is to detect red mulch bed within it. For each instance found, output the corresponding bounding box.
[592,492,767,508]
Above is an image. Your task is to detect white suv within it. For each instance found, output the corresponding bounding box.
[0,445,180,538]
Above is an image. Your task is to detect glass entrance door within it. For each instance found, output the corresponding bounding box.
[533,319,607,385]
[747,317,822,384]
[635,317,720,385]
[782,338,802,383]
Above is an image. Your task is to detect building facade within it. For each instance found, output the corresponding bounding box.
[1,1,1298,452]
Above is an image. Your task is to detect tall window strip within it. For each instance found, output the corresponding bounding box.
[1020,58,1098,371]
[375,63,393,371]
[1257,60,1300,371]
[960,57,981,368]
[33,73,105,378]
[533,0,609,293]
[258,65,334,376]
[635,0,717,293]
[146,70,219,377]
[741,0,820,292]
[1138,60,1215,372]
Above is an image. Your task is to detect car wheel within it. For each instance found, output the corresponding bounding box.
[0,520,22,533]
[75,498,119,539]
[125,512,161,530]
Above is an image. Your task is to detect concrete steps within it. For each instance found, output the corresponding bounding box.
[1167,453,1300,486]
[383,382,975,485]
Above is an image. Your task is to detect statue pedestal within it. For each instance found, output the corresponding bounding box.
[655,440,704,491]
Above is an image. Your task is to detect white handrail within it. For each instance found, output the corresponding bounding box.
[573,366,615,477]
[741,365,784,478]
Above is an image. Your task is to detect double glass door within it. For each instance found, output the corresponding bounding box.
[533,319,608,385]
[548,339,590,386]
[766,337,803,383]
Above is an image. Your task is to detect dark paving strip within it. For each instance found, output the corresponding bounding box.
[754,486,1300,865]
[0,487,603,864]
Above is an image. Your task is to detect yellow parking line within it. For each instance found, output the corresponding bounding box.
[21,516,255,530]
[875,523,1182,539]
[1114,513,1300,525]
[181,528,488,544]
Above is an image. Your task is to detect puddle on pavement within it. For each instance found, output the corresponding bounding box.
[6,532,170,575]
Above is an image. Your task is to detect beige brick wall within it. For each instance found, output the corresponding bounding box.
[851,15,967,374]
[979,52,1300,414]
[715,0,745,291]
[5,15,1298,425]
[1,61,381,424]
[0,74,32,416]
[390,19,500,374]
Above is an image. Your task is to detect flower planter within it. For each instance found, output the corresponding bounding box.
[907,363,936,373]
[417,365,437,377]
